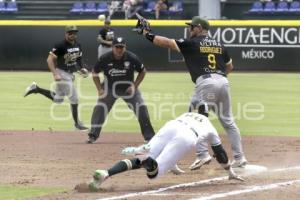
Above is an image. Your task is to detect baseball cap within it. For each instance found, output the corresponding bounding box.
[112,37,126,47]
[65,25,78,33]
[186,16,210,30]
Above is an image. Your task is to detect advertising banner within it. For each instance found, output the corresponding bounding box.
[0,20,299,71]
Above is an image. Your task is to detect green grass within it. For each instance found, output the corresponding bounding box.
[0,72,299,136]
[0,185,65,200]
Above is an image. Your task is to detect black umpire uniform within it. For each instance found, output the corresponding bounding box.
[87,37,155,143]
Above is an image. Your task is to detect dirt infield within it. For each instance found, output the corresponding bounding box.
[0,130,299,200]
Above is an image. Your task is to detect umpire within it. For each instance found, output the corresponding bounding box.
[23,25,88,130]
[136,16,247,168]
[87,37,155,144]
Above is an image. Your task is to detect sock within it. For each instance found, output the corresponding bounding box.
[142,157,158,179]
[108,158,141,176]
[36,87,55,101]
[71,104,79,124]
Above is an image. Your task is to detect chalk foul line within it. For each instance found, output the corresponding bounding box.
[96,166,300,200]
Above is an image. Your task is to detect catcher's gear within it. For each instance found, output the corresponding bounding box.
[77,68,89,78]
[133,13,151,34]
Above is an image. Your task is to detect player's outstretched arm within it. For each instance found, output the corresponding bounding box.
[151,34,180,52]
[211,144,245,182]
[133,13,180,52]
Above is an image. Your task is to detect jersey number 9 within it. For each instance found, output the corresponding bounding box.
[208,54,216,70]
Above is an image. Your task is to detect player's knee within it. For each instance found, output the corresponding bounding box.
[211,144,229,165]
[69,97,78,105]
[197,104,209,117]
[142,157,158,179]
[190,100,209,117]
[53,97,64,104]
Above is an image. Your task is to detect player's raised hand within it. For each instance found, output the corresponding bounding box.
[133,13,151,35]
[78,68,89,78]
[53,73,62,81]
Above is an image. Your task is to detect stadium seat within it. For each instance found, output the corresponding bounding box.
[143,1,155,13]
[276,1,289,12]
[168,1,183,14]
[0,2,5,12]
[97,2,109,14]
[249,1,263,13]
[5,1,18,12]
[289,1,300,12]
[263,1,276,12]
[83,1,97,13]
[70,2,83,13]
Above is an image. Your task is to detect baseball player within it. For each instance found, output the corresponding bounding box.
[88,112,244,191]
[134,15,247,168]
[97,18,114,59]
[23,25,88,131]
[87,37,155,144]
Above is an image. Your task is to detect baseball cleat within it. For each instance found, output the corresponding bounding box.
[74,121,88,131]
[24,82,38,97]
[170,164,185,175]
[88,169,109,191]
[189,154,212,170]
[231,156,247,168]
[86,133,97,144]
[122,144,150,161]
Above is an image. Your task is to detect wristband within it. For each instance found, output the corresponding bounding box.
[145,32,156,43]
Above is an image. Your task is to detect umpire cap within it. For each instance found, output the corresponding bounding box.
[112,37,126,47]
[65,25,79,33]
[186,16,210,30]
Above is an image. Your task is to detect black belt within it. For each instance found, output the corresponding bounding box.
[201,74,211,79]
[177,120,198,138]
[199,73,227,80]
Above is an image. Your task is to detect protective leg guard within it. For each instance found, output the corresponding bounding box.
[142,157,158,179]
[211,144,230,170]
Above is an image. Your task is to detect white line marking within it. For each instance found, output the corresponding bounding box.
[272,166,300,172]
[96,176,228,200]
[190,179,300,200]
[96,166,300,200]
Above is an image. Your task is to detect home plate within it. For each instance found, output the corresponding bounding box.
[234,164,268,175]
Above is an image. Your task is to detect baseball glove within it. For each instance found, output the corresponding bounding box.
[133,13,151,34]
[77,67,89,78]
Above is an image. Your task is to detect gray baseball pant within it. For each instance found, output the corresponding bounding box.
[98,45,112,59]
[53,68,78,104]
[190,74,244,160]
